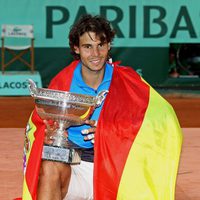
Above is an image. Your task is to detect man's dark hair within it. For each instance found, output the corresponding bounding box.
[69,14,115,60]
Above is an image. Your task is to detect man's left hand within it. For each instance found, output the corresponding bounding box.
[81,120,97,144]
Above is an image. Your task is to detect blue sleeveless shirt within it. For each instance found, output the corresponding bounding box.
[68,62,113,148]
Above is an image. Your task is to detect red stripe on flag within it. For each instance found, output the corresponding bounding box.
[25,110,45,199]
[94,65,150,199]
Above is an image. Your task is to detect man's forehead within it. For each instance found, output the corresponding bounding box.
[80,32,106,43]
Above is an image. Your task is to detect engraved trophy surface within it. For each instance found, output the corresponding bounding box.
[28,79,108,164]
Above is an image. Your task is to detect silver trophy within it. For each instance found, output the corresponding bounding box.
[28,79,108,164]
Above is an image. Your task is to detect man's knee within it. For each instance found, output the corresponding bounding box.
[39,160,71,183]
[39,161,62,181]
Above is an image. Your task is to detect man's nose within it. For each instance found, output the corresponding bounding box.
[91,47,100,56]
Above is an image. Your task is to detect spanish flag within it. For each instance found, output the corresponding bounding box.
[20,61,182,200]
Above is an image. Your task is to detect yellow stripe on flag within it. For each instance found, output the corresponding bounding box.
[24,112,36,169]
[22,112,36,200]
[22,179,32,200]
[117,87,182,200]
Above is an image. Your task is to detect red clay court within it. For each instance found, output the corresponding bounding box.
[0,96,200,200]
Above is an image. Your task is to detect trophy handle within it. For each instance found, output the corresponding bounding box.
[95,90,109,107]
[27,79,38,97]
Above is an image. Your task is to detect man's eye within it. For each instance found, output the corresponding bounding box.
[84,45,91,49]
[99,43,106,48]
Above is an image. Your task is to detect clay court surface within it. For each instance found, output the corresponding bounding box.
[0,96,200,200]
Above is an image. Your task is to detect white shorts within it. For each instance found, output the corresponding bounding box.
[64,161,94,200]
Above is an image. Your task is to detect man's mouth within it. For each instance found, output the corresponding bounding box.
[90,59,101,65]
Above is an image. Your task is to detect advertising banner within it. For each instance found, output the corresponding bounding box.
[1,0,200,47]
[0,0,200,91]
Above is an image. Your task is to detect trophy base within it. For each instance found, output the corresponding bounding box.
[42,145,82,164]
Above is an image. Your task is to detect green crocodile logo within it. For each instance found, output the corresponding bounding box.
[13,27,22,32]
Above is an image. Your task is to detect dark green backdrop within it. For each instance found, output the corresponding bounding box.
[2,47,169,87]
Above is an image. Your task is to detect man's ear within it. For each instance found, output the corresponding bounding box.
[108,43,111,50]
[74,46,80,54]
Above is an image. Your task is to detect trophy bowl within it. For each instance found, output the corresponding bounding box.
[27,79,108,164]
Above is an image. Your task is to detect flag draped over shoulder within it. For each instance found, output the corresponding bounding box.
[94,65,182,200]
[20,60,182,200]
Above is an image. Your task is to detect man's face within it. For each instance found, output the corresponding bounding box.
[74,32,110,72]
